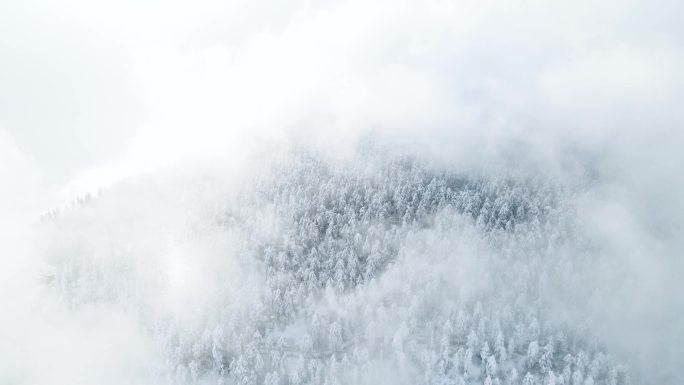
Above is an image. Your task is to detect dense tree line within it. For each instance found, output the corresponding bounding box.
[43,150,630,385]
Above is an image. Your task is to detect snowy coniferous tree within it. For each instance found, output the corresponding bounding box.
[486,355,498,378]
[546,371,557,385]
[453,347,464,374]
[588,354,602,379]
[392,322,408,353]
[607,368,618,385]
[289,369,301,385]
[523,372,537,385]
[463,348,475,379]
[576,351,588,372]
[527,341,540,369]
[495,331,508,363]
[539,342,554,374]
[508,367,519,385]
[572,369,583,385]
[467,330,479,351]
[265,371,280,385]
[481,341,491,363]
[329,321,342,352]
[508,336,518,356]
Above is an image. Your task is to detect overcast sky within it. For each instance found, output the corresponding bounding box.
[1,0,683,217]
[2,1,684,384]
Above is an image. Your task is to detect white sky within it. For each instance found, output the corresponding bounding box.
[1,0,683,220]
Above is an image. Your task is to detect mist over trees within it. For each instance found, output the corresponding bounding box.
[2,0,683,383]
[38,148,642,385]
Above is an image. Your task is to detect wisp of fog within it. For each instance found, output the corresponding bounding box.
[0,0,683,384]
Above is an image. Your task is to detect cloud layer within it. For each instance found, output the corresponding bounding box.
[1,0,683,384]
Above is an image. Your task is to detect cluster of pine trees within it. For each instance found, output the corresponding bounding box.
[43,150,631,385]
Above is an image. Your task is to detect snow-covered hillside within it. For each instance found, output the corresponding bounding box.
[2,1,683,383]
[36,147,662,385]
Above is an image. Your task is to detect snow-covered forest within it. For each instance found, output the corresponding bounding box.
[1,0,683,384]
[32,144,679,385]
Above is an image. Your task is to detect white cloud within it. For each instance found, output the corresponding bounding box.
[2,0,683,383]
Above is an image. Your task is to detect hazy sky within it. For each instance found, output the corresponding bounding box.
[1,1,684,384]
[2,0,683,221]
